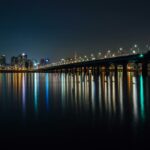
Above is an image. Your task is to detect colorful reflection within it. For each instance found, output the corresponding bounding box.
[0,71,148,127]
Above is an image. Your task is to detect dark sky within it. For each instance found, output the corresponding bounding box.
[0,0,150,62]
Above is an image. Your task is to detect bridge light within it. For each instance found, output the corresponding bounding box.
[134,44,138,48]
[132,50,136,54]
[112,54,115,57]
[119,48,123,51]
[139,54,144,58]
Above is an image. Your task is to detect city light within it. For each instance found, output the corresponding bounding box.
[132,50,136,54]
[139,54,144,58]
[134,44,138,48]
[0,44,149,71]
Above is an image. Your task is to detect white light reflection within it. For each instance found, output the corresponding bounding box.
[118,72,124,120]
[112,74,116,114]
[132,77,138,123]
[91,75,95,115]
[74,74,77,113]
[98,75,102,113]
[78,74,82,112]
[85,75,90,112]
[70,74,74,109]
[104,75,108,111]
[61,73,66,112]
[107,75,112,116]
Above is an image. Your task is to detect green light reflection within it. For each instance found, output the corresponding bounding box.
[140,75,145,121]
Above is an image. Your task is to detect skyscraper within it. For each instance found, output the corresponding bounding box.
[0,55,6,66]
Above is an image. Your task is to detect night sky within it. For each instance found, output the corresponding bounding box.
[0,0,150,62]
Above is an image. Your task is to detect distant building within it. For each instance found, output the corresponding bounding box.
[11,56,18,66]
[40,58,50,66]
[27,59,33,69]
[11,53,33,70]
[0,55,6,66]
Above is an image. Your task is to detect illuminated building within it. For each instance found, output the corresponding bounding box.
[11,53,33,70]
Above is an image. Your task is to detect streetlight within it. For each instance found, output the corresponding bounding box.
[112,54,115,57]
[119,47,123,51]
[134,44,138,48]
[132,50,136,54]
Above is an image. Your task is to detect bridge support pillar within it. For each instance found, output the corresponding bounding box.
[83,67,87,75]
[105,64,110,76]
[91,66,94,75]
[123,63,127,78]
[96,67,98,75]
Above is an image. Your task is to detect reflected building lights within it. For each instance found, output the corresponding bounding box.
[22,73,26,115]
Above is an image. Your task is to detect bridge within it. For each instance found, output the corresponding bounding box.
[36,51,150,76]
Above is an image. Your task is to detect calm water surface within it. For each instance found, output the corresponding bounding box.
[0,72,150,148]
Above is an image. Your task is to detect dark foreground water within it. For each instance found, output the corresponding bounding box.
[0,72,150,149]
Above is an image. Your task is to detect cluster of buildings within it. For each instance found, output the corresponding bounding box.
[10,53,34,70]
[0,53,50,70]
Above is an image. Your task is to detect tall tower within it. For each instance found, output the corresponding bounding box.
[0,55,6,66]
[74,51,77,60]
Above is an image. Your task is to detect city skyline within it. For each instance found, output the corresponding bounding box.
[0,0,150,61]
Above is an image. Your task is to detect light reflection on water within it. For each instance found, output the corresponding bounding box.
[22,73,26,115]
[34,73,39,115]
[0,72,149,128]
